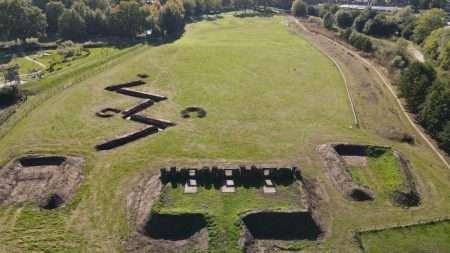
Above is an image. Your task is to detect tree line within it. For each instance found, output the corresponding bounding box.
[0,0,294,43]
[292,1,450,154]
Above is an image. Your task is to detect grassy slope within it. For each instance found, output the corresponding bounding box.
[0,15,448,253]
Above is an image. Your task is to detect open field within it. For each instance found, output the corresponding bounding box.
[360,220,450,253]
[0,14,449,253]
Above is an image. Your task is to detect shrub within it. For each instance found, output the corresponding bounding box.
[363,13,398,37]
[438,121,450,154]
[352,9,376,32]
[399,62,436,113]
[0,85,21,107]
[307,5,319,16]
[391,55,408,69]
[336,9,353,29]
[291,0,307,17]
[57,41,83,58]
[347,31,373,52]
[322,12,334,30]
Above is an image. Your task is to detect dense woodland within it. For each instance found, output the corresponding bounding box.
[0,0,293,42]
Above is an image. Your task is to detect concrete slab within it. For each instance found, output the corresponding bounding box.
[225,169,233,177]
[263,186,276,194]
[188,169,196,177]
[221,185,236,193]
[189,179,197,186]
[184,184,197,194]
[265,179,273,187]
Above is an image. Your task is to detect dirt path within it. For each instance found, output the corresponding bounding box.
[25,56,47,68]
[408,44,425,63]
[289,17,449,170]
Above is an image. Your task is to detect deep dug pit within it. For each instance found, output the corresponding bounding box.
[241,210,322,240]
[0,155,84,209]
[143,213,207,240]
[124,174,208,253]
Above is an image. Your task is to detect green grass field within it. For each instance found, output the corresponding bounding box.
[360,220,450,253]
[0,15,449,253]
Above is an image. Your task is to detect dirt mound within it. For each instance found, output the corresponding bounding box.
[241,210,322,240]
[181,107,207,118]
[0,155,84,208]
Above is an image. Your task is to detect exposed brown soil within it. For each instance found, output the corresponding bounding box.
[124,174,208,253]
[181,107,207,118]
[121,100,154,118]
[0,155,84,209]
[316,144,375,202]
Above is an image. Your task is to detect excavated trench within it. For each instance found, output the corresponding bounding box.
[105,80,147,91]
[96,79,174,151]
[242,211,322,240]
[19,156,66,167]
[143,213,207,240]
[95,126,159,151]
[181,107,207,118]
[0,155,83,208]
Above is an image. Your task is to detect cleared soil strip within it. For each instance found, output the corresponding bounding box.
[290,17,449,169]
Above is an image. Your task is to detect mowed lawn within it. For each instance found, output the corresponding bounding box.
[360,220,450,253]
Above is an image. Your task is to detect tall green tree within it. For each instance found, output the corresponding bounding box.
[412,8,446,43]
[399,62,436,113]
[159,0,185,36]
[45,1,65,34]
[438,121,450,154]
[109,1,147,37]
[323,12,334,30]
[336,9,353,29]
[58,8,87,40]
[418,80,450,135]
[0,0,47,42]
[291,0,307,17]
